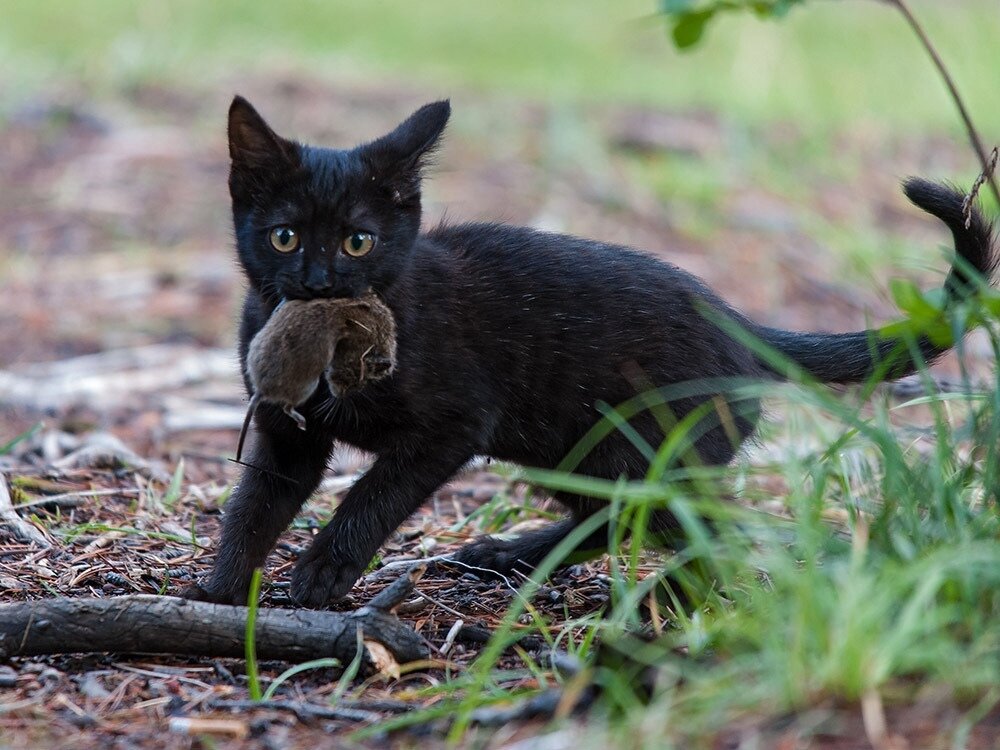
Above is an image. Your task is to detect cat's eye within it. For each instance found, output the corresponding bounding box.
[269,226,300,253]
[342,232,376,257]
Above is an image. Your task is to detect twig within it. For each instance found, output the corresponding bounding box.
[415,591,468,621]
[885,0,1000,208]
[209,698,381,723]
[439,619,465,656]
[368,563,427,610]
[361,554,452,584]
[10,488,138,514]
[963,147,999,228]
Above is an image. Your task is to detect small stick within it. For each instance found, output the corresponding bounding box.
[360,553,453,584]
[368,563,427,611]
[963,146,999,229]
[439,619,465,656]
[208,699,381,723]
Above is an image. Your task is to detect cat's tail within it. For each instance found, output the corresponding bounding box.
[754,179,997,384]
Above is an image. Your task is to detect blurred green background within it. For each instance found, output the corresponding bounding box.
[2,0,998,133]
[1,0,997,366]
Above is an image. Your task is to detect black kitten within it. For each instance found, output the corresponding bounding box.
[186,96,996,607]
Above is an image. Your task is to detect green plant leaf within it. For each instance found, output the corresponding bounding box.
[889,278,941,321]
[263,658,341,701]
[0,422,42,456]
[661,0,699,12]
[162,459,185,510]
[672,10,714,49]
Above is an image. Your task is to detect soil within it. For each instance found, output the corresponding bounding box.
[0,74,995,748]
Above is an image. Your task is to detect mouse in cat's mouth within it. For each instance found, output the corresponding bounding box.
[236,292,398,463]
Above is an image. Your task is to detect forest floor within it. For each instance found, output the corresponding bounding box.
[1,75,998,749]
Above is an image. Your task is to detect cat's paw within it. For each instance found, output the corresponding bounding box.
[181,581,249,606]
[450,536,531,578]
[290,550,362,607]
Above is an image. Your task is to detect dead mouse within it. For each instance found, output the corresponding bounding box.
[236,293,397,462]
[324,294,398,396]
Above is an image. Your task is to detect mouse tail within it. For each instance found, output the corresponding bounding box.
[235,394,260,463]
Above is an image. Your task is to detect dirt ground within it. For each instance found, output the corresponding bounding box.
[1,75,996,748]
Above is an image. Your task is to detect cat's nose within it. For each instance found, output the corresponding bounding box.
[302,264,335,297]
[302,280,335,297]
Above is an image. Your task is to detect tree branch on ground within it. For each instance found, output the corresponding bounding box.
[0,566,428,666]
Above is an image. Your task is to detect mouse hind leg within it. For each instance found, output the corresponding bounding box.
[283,405,308,431]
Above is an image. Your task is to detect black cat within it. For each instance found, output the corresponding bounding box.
[186,96,996,607]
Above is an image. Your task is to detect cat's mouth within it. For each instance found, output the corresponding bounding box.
[283,283,374,302]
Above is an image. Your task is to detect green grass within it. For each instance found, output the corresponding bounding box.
[245,568,264,701]
[5,1,999,743]
[357,282,1000,745]
[2,1,998,133]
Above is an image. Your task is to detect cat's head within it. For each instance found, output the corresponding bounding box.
[227,95,450,301]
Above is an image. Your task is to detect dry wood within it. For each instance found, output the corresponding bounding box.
[49,431,169,481]
[207,699,382,723]
[0,344,236,411]
[0,566,427,664]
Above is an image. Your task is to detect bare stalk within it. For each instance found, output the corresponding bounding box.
[884,0,1000,207]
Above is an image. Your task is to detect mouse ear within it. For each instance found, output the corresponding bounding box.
[360,100,450,205]
[228,96,299,200]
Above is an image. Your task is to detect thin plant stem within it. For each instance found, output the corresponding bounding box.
[245,568,263,701]
[885,0,1000,207]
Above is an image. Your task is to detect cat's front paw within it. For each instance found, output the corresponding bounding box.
[181,580,250,606]
[290,549,363,607]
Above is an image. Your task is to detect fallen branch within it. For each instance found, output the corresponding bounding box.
[0,567,427,664]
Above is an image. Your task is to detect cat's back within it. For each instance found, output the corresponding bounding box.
[410,221,759,454]
[424,221,724,314]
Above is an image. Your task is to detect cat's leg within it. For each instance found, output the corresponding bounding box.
[291,443,473,607]
[451,503,609,577]
[184,408,335,605]
[451,432,703,578]
[450,492,718,597]
[453,400,755,581]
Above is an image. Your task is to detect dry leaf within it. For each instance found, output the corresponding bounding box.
[364,640,400,680]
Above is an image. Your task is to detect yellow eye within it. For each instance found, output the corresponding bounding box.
[269,226,299,253]
[342,232,376,257]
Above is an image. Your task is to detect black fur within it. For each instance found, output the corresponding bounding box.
[186,97,997,607]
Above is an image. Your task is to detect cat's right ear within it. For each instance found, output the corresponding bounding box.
[361,100,451,203]
[228,96,298,181]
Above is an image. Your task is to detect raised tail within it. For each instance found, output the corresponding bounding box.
[755,179,997,383]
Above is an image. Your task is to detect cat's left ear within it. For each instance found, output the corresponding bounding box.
[228,96,299,204]
[361,100,451,202]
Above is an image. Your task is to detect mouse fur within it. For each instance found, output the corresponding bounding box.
[236,293,397,461]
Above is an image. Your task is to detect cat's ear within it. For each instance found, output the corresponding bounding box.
[361,100,451,202]
[228,95,298,177]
